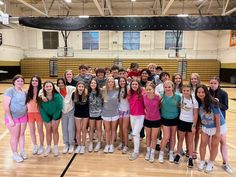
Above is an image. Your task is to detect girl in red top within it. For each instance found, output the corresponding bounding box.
[128,79,145,160]
[127,63,141,79]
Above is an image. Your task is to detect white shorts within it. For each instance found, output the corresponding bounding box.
[119,110,130,118]
[102,115,119,122]
[202,123,227,136]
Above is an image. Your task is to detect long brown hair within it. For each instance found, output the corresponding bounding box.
[42,81,59,101]
[118,77,128,102]
[129,79,142,99]
[172,73,183,93]
[26,75,42,105]
[195,84,219,113]
[73,81,88,103]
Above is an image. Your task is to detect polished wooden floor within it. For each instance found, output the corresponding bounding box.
[0,82,235,177]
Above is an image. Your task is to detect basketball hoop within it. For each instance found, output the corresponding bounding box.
[168,47,186,59]
[168,47,187,79]
[57,47,74,57]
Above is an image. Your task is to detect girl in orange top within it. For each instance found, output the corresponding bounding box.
[26,75,44,155]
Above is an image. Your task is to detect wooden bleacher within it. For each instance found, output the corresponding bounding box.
[186,59,220,81]
[20,58,220,80]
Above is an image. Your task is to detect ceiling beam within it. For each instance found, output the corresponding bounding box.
[41,0,48,15]
[216,0,222,7]
[152,0,159,14]
[153,0,158,9]
[105,0,113,16]
[161,0,165,13]
[48,0,55,15]
[93,0,105,16]
[16,0,49,16]
[59,0,71,12]
[198,0,208,9]
[207,0,213,12]
[222,0,230,15]
[162,0,175,15]
[224,6,236,16]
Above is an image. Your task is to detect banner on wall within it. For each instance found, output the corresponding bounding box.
[0,33,2,46]
[19,16,236,31]
[230,30,236,47]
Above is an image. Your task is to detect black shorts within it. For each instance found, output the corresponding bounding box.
[89,116,102,121]
[162,117,178,126]
[178,119,193,132]
[144,119,162,128]
[74,113,89,118]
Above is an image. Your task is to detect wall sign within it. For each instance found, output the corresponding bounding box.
[230,30,236,47]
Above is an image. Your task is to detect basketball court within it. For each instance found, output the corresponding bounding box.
[1,0,236,176]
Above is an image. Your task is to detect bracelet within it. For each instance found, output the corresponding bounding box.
[192,124,196,128]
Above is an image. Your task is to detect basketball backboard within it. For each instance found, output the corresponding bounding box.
[57,47,74,57]
[168,47,186,59]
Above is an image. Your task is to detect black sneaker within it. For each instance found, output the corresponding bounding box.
[174,154,181,164]
[155,144,161,151]
[188,158,194,168]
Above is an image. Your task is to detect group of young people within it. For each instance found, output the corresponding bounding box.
[3,62,233,174]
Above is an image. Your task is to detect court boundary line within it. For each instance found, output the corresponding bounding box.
[60,153,77,177]
[0,129,9,141]
[227,142,236,150]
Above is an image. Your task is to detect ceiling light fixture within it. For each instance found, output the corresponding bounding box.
[177,0,189,17]
[0,0,4,5]
[64,0,72,3]
[79,15,89,18]
[177,14,189,17]
[79,0,89,18]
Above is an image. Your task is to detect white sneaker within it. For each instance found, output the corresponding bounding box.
[222,163,234,174]
[117,143,123,150]
[20,150,28,160]
[109,144,114,153]
[145,150,151,161]
[88,142,93,152]
[149,151,155,163]
[104,144,109,153]
[80,146,85,154]
[74,146,81,154]
[205,161,214,173]
[129,152,139,161]
[62,144,69,154]
[128,134,132,141]
[54,145,59,157]
[169,151,174,163]
[32,145,38,155]
[13,152,23,163]
[94,142,101,152]
[68,145,74,154]
[37,146,44,155]
[44,146,51,157]
[122,146,129,154]
[198,160,206,171]
[159,151,164,163]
